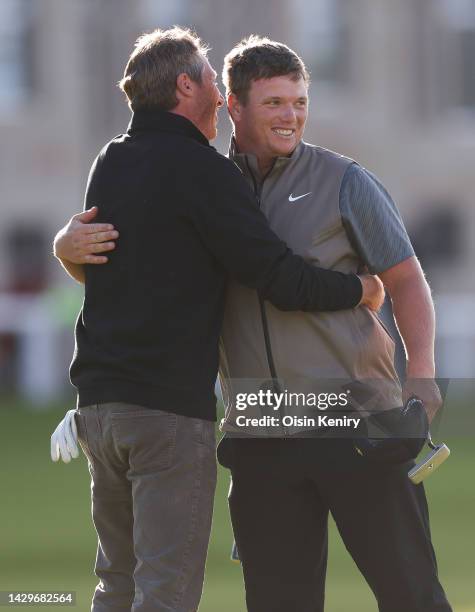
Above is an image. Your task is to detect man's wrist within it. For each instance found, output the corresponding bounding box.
[406,361,435,378]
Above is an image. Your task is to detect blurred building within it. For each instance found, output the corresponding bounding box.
[0,0,474,394]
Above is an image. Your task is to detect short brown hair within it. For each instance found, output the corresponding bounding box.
[119,27,209,111]
[223,35,309,105]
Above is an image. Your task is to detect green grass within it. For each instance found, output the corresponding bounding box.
[0,399,473,611]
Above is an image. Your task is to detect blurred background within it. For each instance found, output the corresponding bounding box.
[0,0,474,610]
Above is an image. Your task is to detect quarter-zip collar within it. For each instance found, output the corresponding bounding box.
[228,136,305,183]
[128,109,210,147]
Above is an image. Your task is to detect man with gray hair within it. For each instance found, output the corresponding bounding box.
[50,27,382,612]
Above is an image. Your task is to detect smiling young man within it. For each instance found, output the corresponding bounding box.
[227,70,308,175]
[216,36,451,612]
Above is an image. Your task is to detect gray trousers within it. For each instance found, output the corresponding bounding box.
[76,403,217,612]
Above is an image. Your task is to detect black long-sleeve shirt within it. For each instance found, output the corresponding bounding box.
[71,110,362,420]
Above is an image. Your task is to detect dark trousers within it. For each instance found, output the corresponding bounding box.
[76,403,217,612]
[218,436,452,612]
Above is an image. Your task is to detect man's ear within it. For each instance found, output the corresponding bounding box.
[176,73,194,100]
[227,93,243,122]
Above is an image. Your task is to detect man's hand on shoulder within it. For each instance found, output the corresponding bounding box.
[357,274,385,311]
[53,206,119,264]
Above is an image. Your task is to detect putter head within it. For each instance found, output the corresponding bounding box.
[408,443,451,484]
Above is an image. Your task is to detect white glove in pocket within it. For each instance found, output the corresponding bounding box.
[50,409,79,463]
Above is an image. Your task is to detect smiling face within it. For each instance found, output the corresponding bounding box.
[229,75,308,174]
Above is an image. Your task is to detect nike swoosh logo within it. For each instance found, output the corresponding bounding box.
[288,192,312,202]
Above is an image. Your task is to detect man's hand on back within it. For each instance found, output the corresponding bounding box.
[53,206,119,264]
[358,274,385,311]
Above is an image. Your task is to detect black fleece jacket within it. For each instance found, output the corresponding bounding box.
[70,110,362,420]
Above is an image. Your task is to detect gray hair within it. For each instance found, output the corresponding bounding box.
[119,27,209,111]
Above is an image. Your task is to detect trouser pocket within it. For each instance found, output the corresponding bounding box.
[110,408,177,473]
[75,410,96,468]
